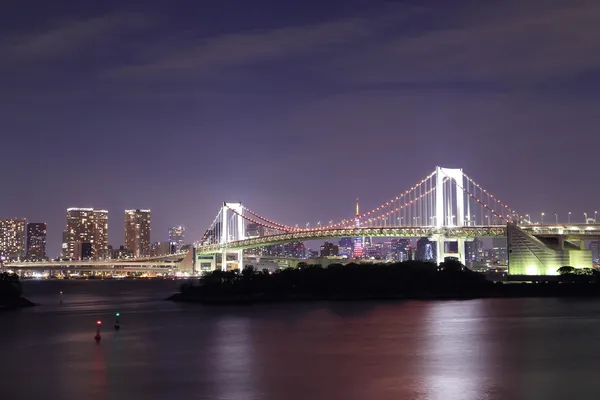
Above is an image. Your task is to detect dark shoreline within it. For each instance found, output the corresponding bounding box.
[167,283,600,305]
[165,260,600,306]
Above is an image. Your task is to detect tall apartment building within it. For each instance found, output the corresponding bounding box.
[168,226,185,253]
[124,209,151,257]
[26,223,47,261]
[0,218,26,261]
[62,208,108,260]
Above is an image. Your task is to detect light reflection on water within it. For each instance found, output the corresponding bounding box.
[3,280,600,399]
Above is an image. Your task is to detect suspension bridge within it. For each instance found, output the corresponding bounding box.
[4,167,598,276]
[195,166,599,275]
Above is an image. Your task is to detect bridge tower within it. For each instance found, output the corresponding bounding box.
[220,202,246,271]
[433,167,471,265]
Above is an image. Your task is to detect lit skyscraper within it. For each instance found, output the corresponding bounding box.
[94,210,109,259]
[124,209,151,257]
[63,208,108,260]
[352,199,363,258]
[168,226,185,253]
[26,223,47,261]
[0,218,26,261]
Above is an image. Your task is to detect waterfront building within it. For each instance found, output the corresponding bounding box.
[26,223,47,261]
[0,218,26,261]
[168,226,185,253]
[63,208,108,260]
[124,209,151,257]
[508,224,592,275]
[151,241,171,257]
[109,245,133,259]
[94,210,109,259]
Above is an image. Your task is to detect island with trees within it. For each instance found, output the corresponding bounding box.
[170,260,600,305]
[0,273,34,310]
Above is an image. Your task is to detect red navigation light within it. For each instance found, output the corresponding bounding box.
[97,320,102,325]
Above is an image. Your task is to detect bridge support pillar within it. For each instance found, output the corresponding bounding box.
[457,238,466,266]
[433,234,444,265]
[237,250,244,271]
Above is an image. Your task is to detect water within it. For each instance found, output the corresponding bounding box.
[2,280,600,400]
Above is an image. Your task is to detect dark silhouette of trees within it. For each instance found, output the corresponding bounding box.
[179,261,493,303]
[558,266,576,275]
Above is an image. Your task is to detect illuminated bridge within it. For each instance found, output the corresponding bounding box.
[194,166,599,276]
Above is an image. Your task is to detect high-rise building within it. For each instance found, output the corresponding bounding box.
[0,218,26,261]
[63,208,109,260]
[491,237,508,264]
[94,210,109,259]
[168,226,185,253]
[465,238,484,262]
[151,241,172,257]
[26,223,47,261]
[124,209,151,257]
[320,241,339,257]
[391,239,410,261]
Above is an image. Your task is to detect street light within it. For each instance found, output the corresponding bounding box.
[595,211,598,223]
[568,212,571,224]
[555,214,558,224]
[526,214,530,224]
[541,212,545,225]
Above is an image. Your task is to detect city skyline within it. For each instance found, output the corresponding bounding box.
[2,0,600,257]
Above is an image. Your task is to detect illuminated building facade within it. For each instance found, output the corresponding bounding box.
[94,210,109,259]
[0,218,26,261]
[63,208,108,260]
[26,223,47,261]
[124,209,151,257]
[168,225,185,253]
[507,224,592,275]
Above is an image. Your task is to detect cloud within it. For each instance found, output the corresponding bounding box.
[334,0,600,85]
[113,17,376,76]
[1,12,151,61]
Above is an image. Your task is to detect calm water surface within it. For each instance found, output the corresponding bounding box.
[2,279,600,400]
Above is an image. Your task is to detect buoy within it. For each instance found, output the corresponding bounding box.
[95,320,102,342]
[114,312,120,330]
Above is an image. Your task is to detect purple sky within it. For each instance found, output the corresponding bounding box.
[2,0,600,256]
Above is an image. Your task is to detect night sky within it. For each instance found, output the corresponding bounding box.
[2,0,600,256]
